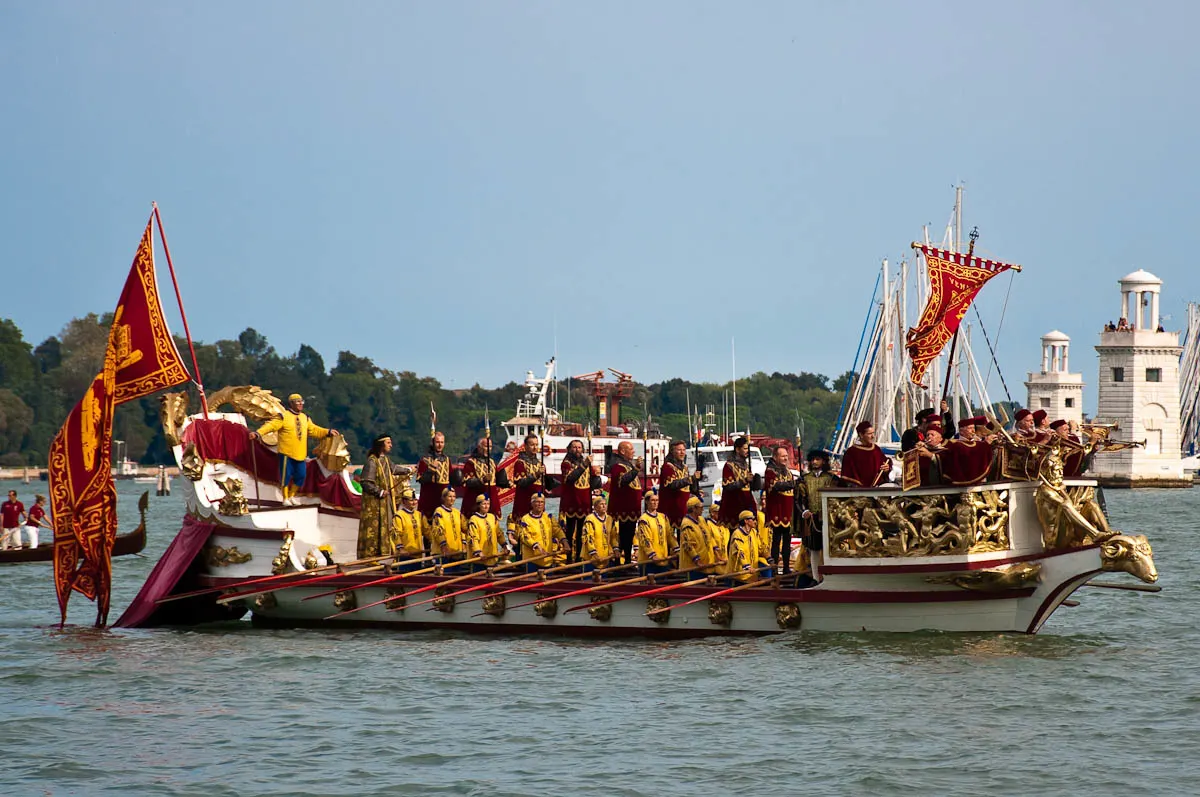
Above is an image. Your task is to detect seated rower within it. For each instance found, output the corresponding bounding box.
[705,501,730,573]
[467,495,505,569]
[636,489,675,574]
[728,510,773,583]
[517,492,566,572]
[431,487,466,562]
[679,497,718,574]
[390,488,425,565]
[581,492,615,573]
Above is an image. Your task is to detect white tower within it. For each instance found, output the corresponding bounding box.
[1025,330,1084,426]
[1093,269,1189,487]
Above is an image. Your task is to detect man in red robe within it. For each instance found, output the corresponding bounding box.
[840,421,893,488]
[913,420,946,486]
[1052,420,1088,478]
[763,446,797,572]
[1013,408,1037,440]
[417,431,454,526]
[510,433,547,528]
[718,436,760,527]
[658,439,700,529]
[460,437,509,519]
[940,417,997,486]
[1032,409,1052,443]
[559,439,593,561]
[606,440,644,565]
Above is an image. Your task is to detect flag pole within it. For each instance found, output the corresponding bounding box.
[939,227,980,410]
[152,203,209,419]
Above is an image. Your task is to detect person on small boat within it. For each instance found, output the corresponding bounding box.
[517,492,566,571]
[417,431,456,552]
[607,440,644,565]
[939,417,998,486]
[658,440,702,529]
[356,434,414,558]
[1,490,26,550]
[559,439,594,562]
[460,437,510,520]
[796,449,839,582]
[432,487,466,560]
[635,489,674,573]
[839,421,893,488]
[900,408,938,453]
[24,494,47,549]
[718,436,760,528]
[581,492,615,571]
[467,495,505,568]
[511,433,549,540]
[250,393,337,506]
[763,445,797,573]
[679,496,719,573]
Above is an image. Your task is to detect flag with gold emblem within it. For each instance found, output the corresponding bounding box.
[50,219,192,626]
[906,245,1020,386]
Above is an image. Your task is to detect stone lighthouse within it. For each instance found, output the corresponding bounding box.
[1092,269,1189,487]
[1025,330,1084,426]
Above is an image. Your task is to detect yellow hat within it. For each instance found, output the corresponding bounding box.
[400,488,416,500]
[738,510,755,522]
[475,494,489,505]
[686,496,703,509]
[288,393,303,403]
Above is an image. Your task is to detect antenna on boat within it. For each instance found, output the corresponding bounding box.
[732,337,738,434]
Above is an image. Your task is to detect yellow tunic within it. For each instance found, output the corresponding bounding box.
[705,517,730,572]
[679,517,716,571]
[256,410,330,461]
[518,512,566,566]
[636,511,674,565]
[391,508,424,558]
[432,506,465,557]
[582,512,614,566]
[467,512,504,565]
[755,511,774,565]
[727,528,759,582]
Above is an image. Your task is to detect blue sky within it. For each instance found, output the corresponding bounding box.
[3,1,1197,408]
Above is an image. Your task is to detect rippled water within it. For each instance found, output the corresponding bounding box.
[0,479,1195,796]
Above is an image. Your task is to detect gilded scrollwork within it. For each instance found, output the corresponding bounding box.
[928,562,1042,592]
[333,590,357,612]
[533,595,558,618]
[271,532,295,575]
[827,490,1010,558]
[646,597,671,624]
[204,545,253,567]
[215,478,250,516]
[708,600,733,626]
[206,385,287,426]
[481,594,506,617]
[384,587,407,611]
[180,442,204,481]
[431,586,456,613]
[160,392,189,446]
[775,602,801,629]
[254,592,277,611]
[587,598,612,622]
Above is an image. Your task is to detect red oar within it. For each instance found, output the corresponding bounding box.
[645,576,775,616]
[216,561,396,605]
[453,558,656,607]
[561,573,712,614]
[478,573,651,616]
[390,557,551,612]
[323,556,537,620]
[301,554,483,601]
[155,551,410,605]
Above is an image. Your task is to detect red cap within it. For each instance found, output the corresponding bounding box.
[1050,419,1068,430]
[1014,409,1032,422]
[958,418,976,430]
[1032,409,1048,423]
[970,416,989,427]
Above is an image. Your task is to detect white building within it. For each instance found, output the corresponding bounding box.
[1025,330,1084,426]
[1092,269,1189,487]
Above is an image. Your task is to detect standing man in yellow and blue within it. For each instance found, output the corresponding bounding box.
[250,393,336,506]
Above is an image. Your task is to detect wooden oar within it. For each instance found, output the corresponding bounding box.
[156,551,409,605]
[646,575,775,615]
[454,558,656,607]
[484,573,653,616]
[323,556,531,619]
[215,557,414,605]
[300,553,488,601]
[388,557,548,612]
[561,571,712,614]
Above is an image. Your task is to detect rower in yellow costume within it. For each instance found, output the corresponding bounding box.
[431,487,465,560]
[391,489,424,559]
[251,393,336,505]
[679,497,718,573]
[636,490,675,572]
[517,492,567,571]
[727,510,770,583]
[581,493,615,571]
[706,502,730,573]
[466,495,505,568]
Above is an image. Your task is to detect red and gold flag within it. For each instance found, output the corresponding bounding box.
[906,245,1019,385]
[50,220,192,626]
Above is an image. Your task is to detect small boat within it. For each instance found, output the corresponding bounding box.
[0,492,149,565]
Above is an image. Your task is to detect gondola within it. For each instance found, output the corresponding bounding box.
[0,492,149,565]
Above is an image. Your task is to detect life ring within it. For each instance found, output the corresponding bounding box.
[504,441,517,453]
[542,445,551,456]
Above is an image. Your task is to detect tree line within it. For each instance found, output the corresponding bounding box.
[0,315,856,467]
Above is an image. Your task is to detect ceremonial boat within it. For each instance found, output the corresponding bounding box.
[114,390,1158,635]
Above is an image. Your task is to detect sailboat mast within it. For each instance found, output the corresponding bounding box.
[731,337,738,434]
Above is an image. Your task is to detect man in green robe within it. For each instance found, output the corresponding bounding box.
[357,434,413,558]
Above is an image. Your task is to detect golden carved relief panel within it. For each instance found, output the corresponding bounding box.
[827,490,1010,558]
